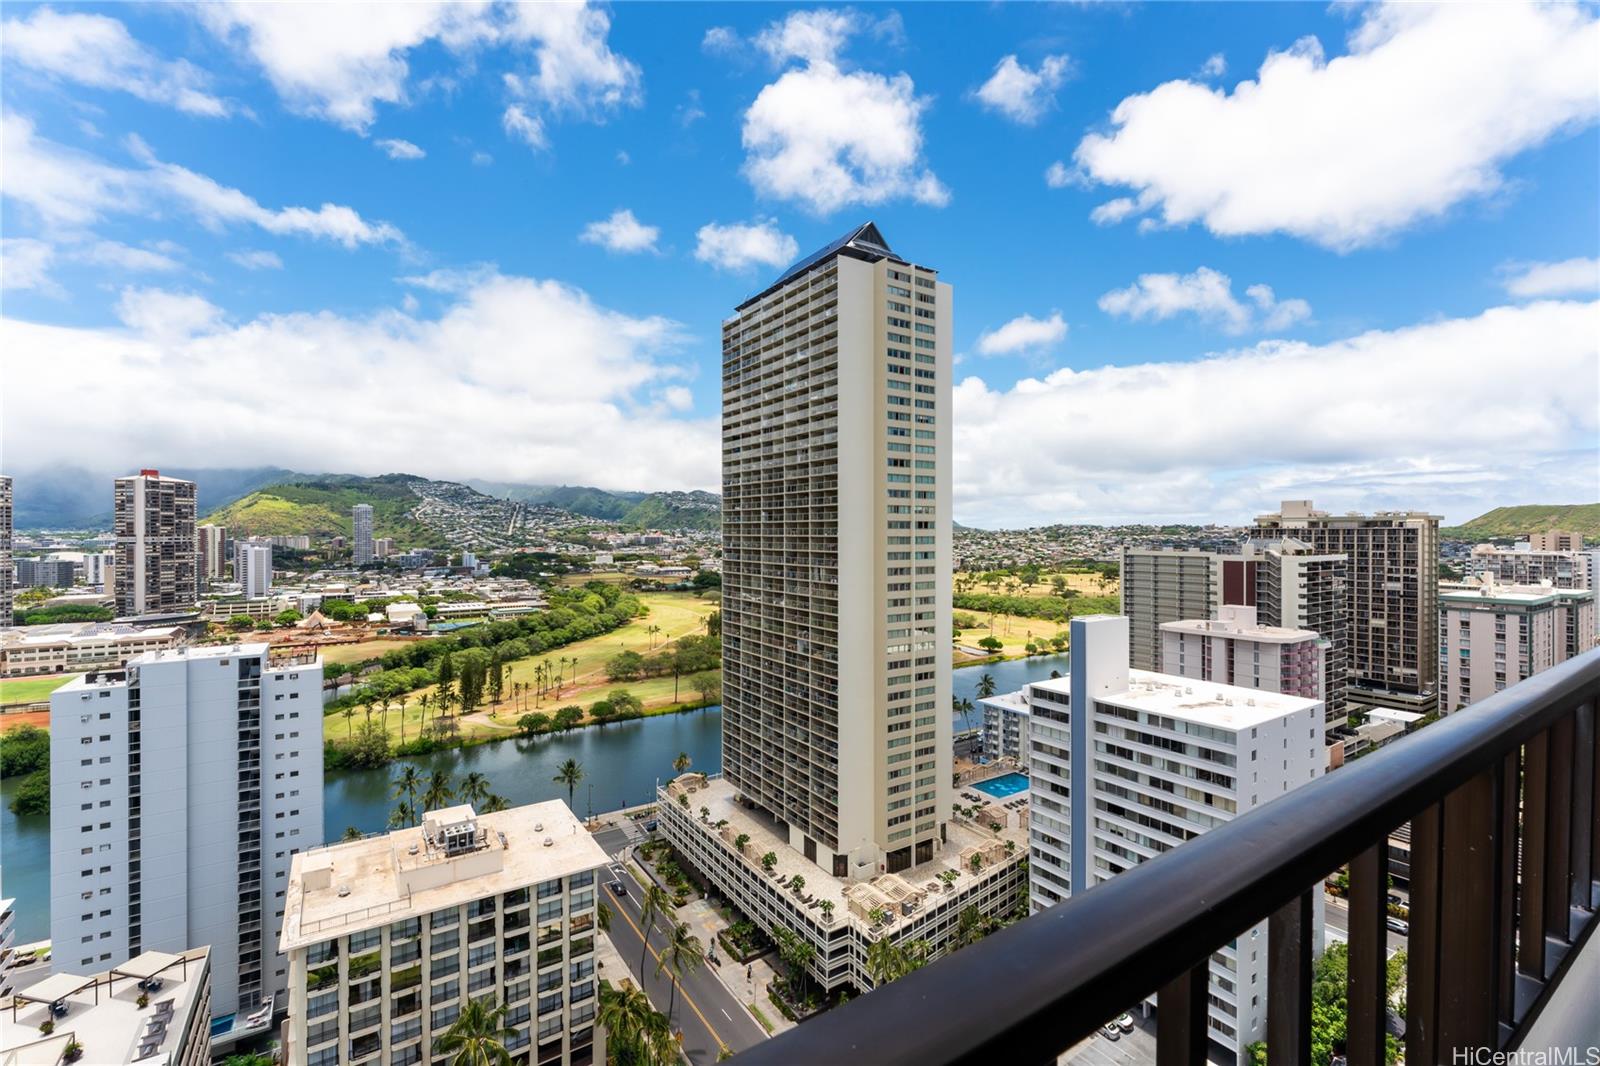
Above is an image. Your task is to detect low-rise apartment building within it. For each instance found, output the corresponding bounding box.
[0,946,212,1066]
[978,689,1030,764]
[278,801,608,1066]
[0,623,184,678]
[658,775,1027,995]
[1026,614,1324,1065]
[1438,578,1597,714]
[1160,605,1326,704]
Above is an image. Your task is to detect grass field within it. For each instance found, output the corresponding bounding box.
[954,614,1069,659]
[0,674,80,705]
[953,569,1118,599]
[317,638,426,668]
[324,591,720,745]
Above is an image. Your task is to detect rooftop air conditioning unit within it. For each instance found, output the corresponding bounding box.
[543,837,554,848]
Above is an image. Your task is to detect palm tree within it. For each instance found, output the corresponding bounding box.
[553,759,584,809]
[416,692,432,737]
[422,770,454,813]
[341,704,355,739]
[672,751,692,777]
[360,695,376,725]
[431,996,514,1066]
[976,673,997,699]
[654,921,705,1028]
[392,765,423,825]
[598,984,654,1064]
[479,793,510,814]
[458,771,492,809]
[647,624,661,650]
[638,883,673,976]
[866,936,904,987]
[388,800,415,829]
[954,696,975,733]
[342,825,363,841]
[379,696,393,733]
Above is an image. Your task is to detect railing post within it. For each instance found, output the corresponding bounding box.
[1157,962,1209,1066]
[1517,731,1550,980]
[1407,804,1440,1066]
[1496,751,1520,1042]
[1570,701,1595,917]
[1347,843,1389,1066]
[1267,889,1311,1064]
[1435,768,1500,1055]
[1545,713,1576,946]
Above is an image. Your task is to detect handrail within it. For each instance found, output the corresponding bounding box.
[732,647,1600,1065]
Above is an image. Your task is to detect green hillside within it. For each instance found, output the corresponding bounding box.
[1443,504,1600,542]
[204,475,447,547]
[468,480,720,530]
[620,491,721,531]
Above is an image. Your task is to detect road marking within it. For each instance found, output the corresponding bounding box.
[722,1009,732,1021]
[605,884,729,1050]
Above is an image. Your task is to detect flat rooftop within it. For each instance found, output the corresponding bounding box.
[1159,616,1317,643]
[1028,669,1321,732]
[0,947,209,1065]
[280,801,607,952]
[675,777,1026,924]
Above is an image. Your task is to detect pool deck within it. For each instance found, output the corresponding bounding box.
[971,772,1030,798]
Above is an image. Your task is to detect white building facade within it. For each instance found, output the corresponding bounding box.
[279,802,607,1066]
[49,643,323,1026]
[1027,614,1324,1063]
[1160,605,1326,704]
[351,505,374,566]
[236,542,274,599]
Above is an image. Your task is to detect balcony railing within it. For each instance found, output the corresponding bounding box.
[734,647,1600,1065]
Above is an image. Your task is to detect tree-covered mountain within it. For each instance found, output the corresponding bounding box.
[1442,504,1600,541]
[467,481,721,530]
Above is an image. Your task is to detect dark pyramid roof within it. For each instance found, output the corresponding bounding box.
[736,221,908,311]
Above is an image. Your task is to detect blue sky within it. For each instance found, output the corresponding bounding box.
[2,2,1597,526]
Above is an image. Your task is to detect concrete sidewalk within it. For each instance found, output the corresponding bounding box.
[676,897,795,1037]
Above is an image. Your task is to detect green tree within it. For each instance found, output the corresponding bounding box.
[431,996,514,1066]
[0,725,49,778]
[608,689,644,717]
[391,765,423,825]
[273,609,302,626]
[655,921,706,1028]
[552,758,584,808]
[598,983,656,1066]
[422,769,454,812]
[690,671,721,704]
[487,654,505,708]
[347,720,391,769]
[7,769,49,815]
[552,705,585,731]
[977,636,1003,653]
[975,673,997,699]
[672,751,692,776]
[436,653,455,706]
[479,793,510,814]
[516,712,550,737]
[606,650,645,682]
[638,883,674,976]
[953,696,975,732]
[342,826,364,841]
[458,771,492,809]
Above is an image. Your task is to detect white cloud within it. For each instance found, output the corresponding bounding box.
[1501,257,1600,299]
[1044,161,1071,189]
[702,26,740,56]
[2,7,229,116]
[693,220,799,273]
[616,150,631,165]
[676,89,706,128]
[1,271,719,492]
[471,150,494,167]
[115,286,225,342]
[952,300,1600,526]
[1074,3,1600,250]
[376,138,425,160]
[228,249,284,270]
[197,2,639,135]
[502,105,547,150]
[580,209,660,254]
[975,312,1068,357]
[1199,53,1227,78]
[1098,267,1311,334]
[80,240,182,273]
[755,9,859,65]
[973,54,1072,125]
[1,238,58,293]
[3,114,402,248]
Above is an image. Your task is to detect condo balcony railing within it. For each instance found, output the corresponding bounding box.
[734,646,1600,1066]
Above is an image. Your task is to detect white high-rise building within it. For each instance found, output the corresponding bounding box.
[351,504,374,566]
[236,542,273,599]
[81,551,115,590]
[113,471,198,617]
[198,524,228,583]
[1439,577,1597,714]
[1027,614,1324,1063]
[49,643,323,1032]
[279,801,608,1066]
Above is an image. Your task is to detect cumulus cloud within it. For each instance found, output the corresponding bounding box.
[693,220,798,272]
[376,138,425,160]
[1,238,59,294]
[580,209,660,254]
[228,249,284,270]
[3,114,402,249]
[973,54,1072,125]
[502,105,547,150]
[1074,3,1600,250]
[952,300,1600,525]
[1501,257,1600,299]
[975,312,1068,357]
[3,6,229,116]
[1098,267,1311,334]
[740,10,947,214]
[197,1,639,136]
[702,26,740,56]
[1,271,718,491]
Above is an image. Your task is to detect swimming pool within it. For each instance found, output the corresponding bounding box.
[971,772,1029,798]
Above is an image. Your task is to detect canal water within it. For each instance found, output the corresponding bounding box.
[0,653,1069,943]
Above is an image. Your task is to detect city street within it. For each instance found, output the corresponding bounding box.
[596,839,768,1063]
[1322,892,1408,956]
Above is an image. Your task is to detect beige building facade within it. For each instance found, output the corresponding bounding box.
[113,471,198,617]
[1439,578,1597,714]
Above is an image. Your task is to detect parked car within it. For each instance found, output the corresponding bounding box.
[1099,1022,1121,1041]
[1115,1012,1135,1033]
[608,880,626,896]
[1386,916,1409,935]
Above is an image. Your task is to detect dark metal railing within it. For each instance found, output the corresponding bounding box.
[733,647,1600,1066]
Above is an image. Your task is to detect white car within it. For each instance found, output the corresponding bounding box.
[1386,915,1409,935]
[1099,1022,1121,1041]
[1115,1012,1135,1033]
